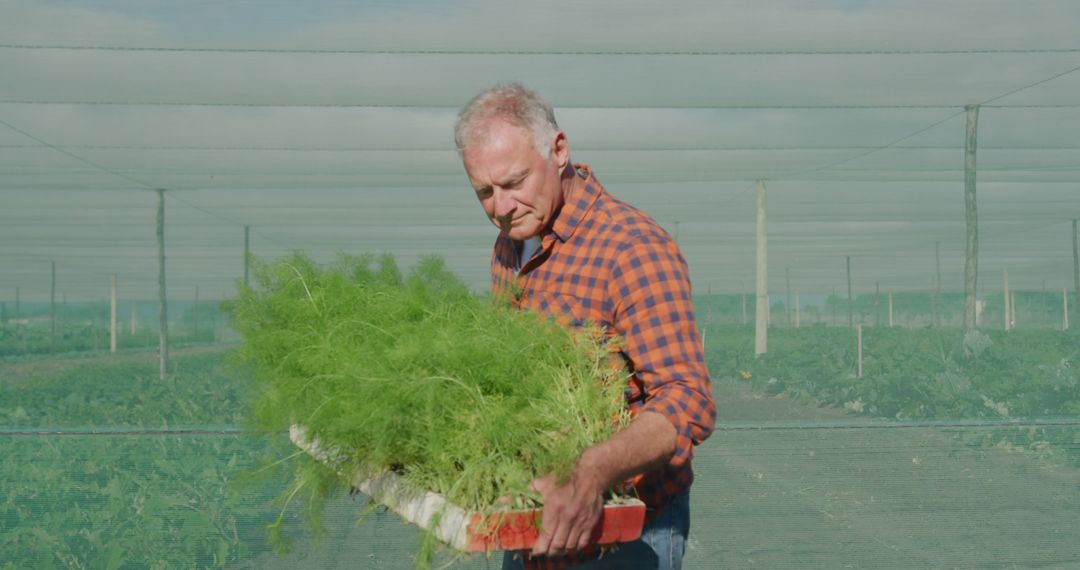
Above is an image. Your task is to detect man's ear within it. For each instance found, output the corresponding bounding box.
[551,131,570,169]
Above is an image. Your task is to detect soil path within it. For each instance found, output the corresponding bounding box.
[684,380,1080,568]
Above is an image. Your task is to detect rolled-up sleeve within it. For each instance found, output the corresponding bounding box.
[609,237,716,468]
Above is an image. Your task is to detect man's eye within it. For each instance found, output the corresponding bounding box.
[476,188,492,199]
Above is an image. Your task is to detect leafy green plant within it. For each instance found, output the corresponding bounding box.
[232,253,630,562]
[0,352,282,569]
[704,324,1080,466]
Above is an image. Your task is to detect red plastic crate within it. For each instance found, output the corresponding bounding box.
[461,499,646,552]
[290,425,646,552]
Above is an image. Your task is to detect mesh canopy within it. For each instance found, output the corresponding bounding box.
[1,1,1078,568]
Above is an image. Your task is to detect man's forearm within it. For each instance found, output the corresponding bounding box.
[574,411,677,493]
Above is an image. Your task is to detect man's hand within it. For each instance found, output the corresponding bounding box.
[530,469,604,557]
[528,412,678,557]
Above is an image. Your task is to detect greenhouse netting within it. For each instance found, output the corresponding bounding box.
[2,1,1078,568]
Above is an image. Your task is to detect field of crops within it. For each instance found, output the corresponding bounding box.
[1,319,1078,568]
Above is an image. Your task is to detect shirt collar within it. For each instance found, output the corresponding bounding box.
[548,163,601,243]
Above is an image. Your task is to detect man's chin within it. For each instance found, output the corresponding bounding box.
[506,226,541,241]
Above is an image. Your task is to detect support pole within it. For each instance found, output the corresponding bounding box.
[110,274,117,353]
[795,291,801,328]
[219,292,227,343]
[934,241,942,326]
[244,225,251,288]
[194,285,200,342]
[50,261,56,352]
[963,104,980,332]
[874,281,881,327]
[741,291,747,325]
[888,291,894,327]
[856,323,864,379]
[1064,288,1070,331]
[131,301,137,335]
[1073,219,1079,330]
[1010,290,1017,329]
[846,256,854,330]
[755,180,768,356]
[13,286,19,340]
[831,287,838,325]
[785,268,792,326]
[157,189,169,379]
[1003,269,1011,331]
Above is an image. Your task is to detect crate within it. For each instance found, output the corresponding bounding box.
[289,425,646,552]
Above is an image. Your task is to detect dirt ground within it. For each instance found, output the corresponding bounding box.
[685,382,1080,569]
[247,380,1080,569]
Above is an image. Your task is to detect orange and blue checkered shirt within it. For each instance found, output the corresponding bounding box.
[492,164,716,569]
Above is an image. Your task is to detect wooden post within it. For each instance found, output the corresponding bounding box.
[888,291,894,327]
[244,225,251,288]
[1003,270,1011,331]
[130,301,137,335]
[50,261,56,352]
[110,274,117,353]
[856,323,864,378]
[754,180,768,356]
[157,188,169,379]
[785,268,792,326]
[795,291,801,328]
[846,256,854,330]
[1073,219,1079,329]
[963,104,980,332]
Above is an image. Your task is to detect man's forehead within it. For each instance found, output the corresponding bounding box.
[462,123,536,176]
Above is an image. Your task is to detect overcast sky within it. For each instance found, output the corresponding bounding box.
[1,0,1079,301]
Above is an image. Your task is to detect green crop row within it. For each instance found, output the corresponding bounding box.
[703,324,1080,465]
[0,351,296,569]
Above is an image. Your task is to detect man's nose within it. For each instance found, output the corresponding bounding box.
[492,190,516,220]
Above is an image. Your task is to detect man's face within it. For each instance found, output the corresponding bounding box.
[461,119,568,241]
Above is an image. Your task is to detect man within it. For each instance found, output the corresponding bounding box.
[454,83,715,570]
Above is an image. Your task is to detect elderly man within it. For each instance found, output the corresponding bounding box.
[454,83,715,570]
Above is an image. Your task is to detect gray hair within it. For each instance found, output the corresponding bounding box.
[454,83,560,157]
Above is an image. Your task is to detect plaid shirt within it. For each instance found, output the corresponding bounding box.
[492,164,716,569]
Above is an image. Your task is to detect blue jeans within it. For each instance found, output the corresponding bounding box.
[501,491,690,570]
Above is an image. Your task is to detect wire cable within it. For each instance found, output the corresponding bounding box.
[0,117,156,190]
[3,44,1080,56]
[3,100,1080,109]
[773,61,1080,181]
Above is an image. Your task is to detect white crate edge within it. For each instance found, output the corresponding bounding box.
[289,424,472,550]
